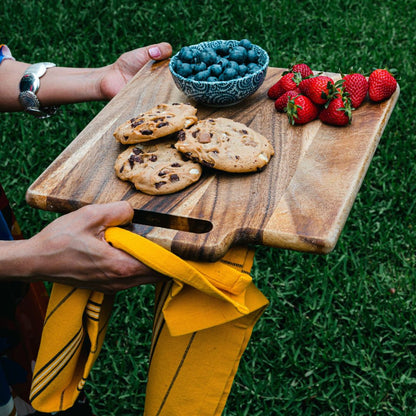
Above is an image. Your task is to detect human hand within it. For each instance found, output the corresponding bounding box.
[99,42,172,99]
[25,201,166,292]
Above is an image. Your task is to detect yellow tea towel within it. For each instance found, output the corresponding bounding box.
[30,227,269,414]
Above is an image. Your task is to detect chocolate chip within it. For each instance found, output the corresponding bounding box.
[241,129,248,134]
[128,155,135,168]
[157,122,169,128]
[123,135,129,141]
[119,166,124,173]
[155,181,167,189]
[133,147,143,155]
[177,130,186,141]
[171,162,181,167]
[192,129,200,138]
[140,129,153,135]
[198,131,212,143]
[149,154,158,162]
[131,120,144,128]
[170,174,180,182]
[172,103,180,105]
[134,155,144,163]
[201,160,214,168]
[158,170,167,177]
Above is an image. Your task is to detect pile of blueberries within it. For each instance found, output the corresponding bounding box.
[172,39,264,82]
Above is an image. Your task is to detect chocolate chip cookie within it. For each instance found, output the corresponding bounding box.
[175,117,274,172]
[113,103,198,144]
[114,139,203,195]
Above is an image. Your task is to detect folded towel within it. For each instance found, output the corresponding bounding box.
[30,227,268,414]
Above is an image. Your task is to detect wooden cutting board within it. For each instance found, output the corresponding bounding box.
[26,59,399,261]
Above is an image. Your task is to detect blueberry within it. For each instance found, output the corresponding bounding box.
[238,64,248,76]
[176,62,193,77]
[226,60,239,71]
[229,46,247,64]
[247,49,259,63]
[174,59,183,70]
[207,76,218,82]
[192,50,202,63]
[239,39,253,50]
[178,47,194,63]
[247,63,261,74]
[218,57,229,68]
[210,64,223,77]
[200,48,218,65]
[194,69,211,81]
[222,67,238,80]
[216,44,230,56]
[193,62,207,73]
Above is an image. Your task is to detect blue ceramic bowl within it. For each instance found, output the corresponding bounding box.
[169,40,269,107]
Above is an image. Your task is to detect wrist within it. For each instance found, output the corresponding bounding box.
[19,62,60,118]
[36,66,107,105]
[94,65,111,101]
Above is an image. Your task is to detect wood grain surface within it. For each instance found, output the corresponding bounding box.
[26,59,399,260]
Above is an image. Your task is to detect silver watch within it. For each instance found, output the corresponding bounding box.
[18,62,59,118]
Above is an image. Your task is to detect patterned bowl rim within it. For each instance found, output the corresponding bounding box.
[169,39,270,86]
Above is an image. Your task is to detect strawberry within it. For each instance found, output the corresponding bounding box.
[286,94,319,125]
[319,95,352,126]
[368,69,397,102]
[299,75,334,105]
[342,73,368,108]
[290,63,313,78]
[268,80,285,99]
[268,72,302,99]
[274,89,300,112]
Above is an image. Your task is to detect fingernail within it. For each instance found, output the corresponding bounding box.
[149,46,162,59]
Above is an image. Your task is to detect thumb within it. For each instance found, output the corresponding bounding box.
[90,201,134,228]
[146,42,172,61]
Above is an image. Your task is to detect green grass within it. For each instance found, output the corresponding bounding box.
[2,0,416,414]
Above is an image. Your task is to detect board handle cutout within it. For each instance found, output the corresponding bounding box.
[131,209,213,234]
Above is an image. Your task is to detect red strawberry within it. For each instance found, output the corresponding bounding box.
[342,73,368,108]
[286,94,319,125]
[274,89,300,112]
[291,63,313,78]
[319,96,352,126]
[300,75,334,105]
[268,72,301,99]
[368,69,397,102]
[268,80,285,99]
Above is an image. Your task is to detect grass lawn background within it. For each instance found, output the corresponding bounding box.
[2,0,416,414]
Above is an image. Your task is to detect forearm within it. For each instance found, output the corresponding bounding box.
[0,59,107,112]
[0,239,34,280]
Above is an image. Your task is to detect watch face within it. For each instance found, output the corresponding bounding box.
[19,73,39,93]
